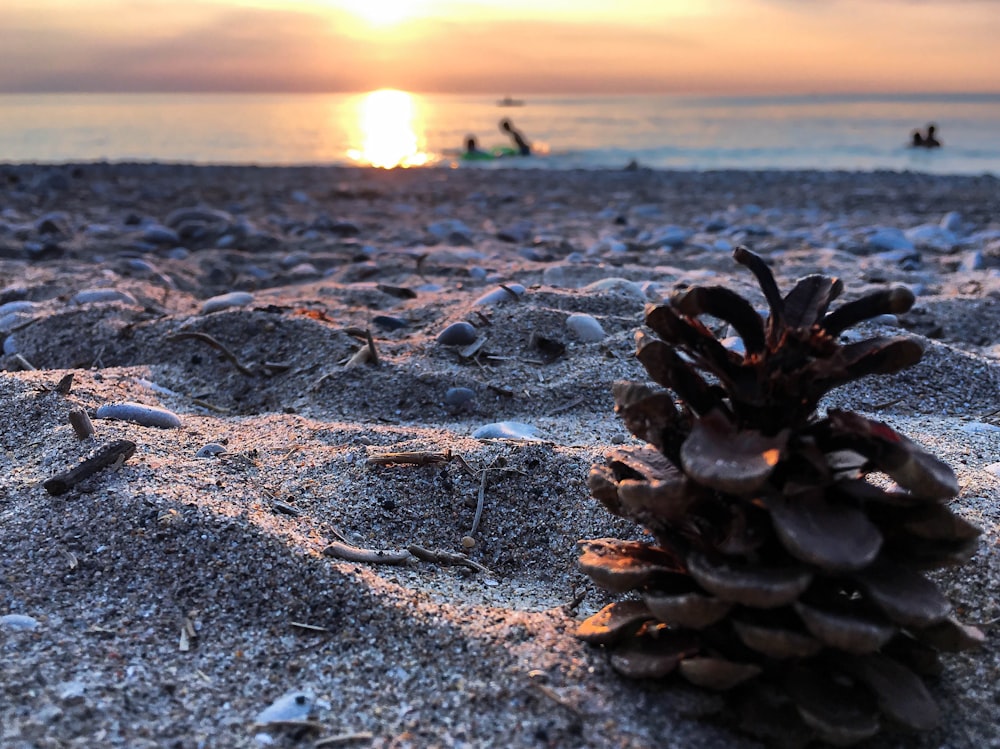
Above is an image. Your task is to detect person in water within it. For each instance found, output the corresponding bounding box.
[499,118,531,156]
[923,124,941,148]
[465,135,488,157]
[911,123,942,149]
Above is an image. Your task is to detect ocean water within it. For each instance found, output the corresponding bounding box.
[1,91,999,175]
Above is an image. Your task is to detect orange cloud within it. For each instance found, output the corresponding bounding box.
[1,0,997,94]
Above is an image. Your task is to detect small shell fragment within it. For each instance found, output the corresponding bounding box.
[254,690,315,725]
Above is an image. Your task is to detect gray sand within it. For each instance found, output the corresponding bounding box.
[1,164,998,748]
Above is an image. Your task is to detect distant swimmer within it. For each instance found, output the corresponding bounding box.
[465,135,488,157]
[910,123,942,149]
[499,118,531,156]
[924,124,941,148]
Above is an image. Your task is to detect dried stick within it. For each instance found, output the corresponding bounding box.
[366,449,452,467]
[43,439,136,496]
[470,469,489,536]
[68,408,95,439]
[166,331,256,376]
[322,541,413,565]
[407,545,493,575]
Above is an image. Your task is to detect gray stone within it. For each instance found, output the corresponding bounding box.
[473,284,525,306]
[437,322,478,346]
[565,313,606,342]
[72,288,138,305]
[444,387,477,407]
[866,228,913,253]
[0,613,40,631]
[96,402,182,429]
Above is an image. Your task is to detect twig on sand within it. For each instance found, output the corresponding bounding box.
[314,733,374,748]
[166,331,257,376]
[548,396,587,416]
[365,329,379,365]
[43,439,136,496]
[12,353,37,371]
[366,449,452,467]
[322,541,413,565]
[526,677,585,720]
[471,469,489,536]
[407,544,493,575]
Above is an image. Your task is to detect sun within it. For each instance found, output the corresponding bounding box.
[332,0,424,26]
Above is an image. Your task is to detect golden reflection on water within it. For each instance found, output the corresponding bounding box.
[347,89,430,168]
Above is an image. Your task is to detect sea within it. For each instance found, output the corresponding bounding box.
[2,91,999,176]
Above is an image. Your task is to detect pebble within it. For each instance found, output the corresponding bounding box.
[72,288,138,305]
[196,443,228,458]
[427,219,473,245]
[940,211,963,233]
[0,311,34,334]
[960,422,1000,434]
[201,291,254,314]
[959,251,986,271]
[472,421,541,441]
[0,300,37,317]
[866,228,914,253]
[444,387,476,407]
[473,283,525,306]
[905,224,957,252]
[437,322,479,346]
[650,225,690,249]
[372,315,408,331]
[0,613,40,631]
[96,402,182,429]
[565,313,606,342]
[583,277,646,301]
[164,206,233,229]
[141,224,181,246]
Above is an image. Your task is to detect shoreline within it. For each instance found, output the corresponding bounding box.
[3,159,1000,177]
[1,163,998,748]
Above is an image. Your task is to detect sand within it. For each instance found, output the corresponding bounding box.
[1,163,999,748]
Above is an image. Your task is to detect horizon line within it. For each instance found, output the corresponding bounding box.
[3,89,1000,99]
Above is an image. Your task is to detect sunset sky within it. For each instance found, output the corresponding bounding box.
[3,0,998,95]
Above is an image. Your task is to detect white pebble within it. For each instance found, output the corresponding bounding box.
[473,283,525,306]
[473,421,541,441]
[961,422,1000,434]
[565,313,606,342]
[201,291,254,314]
[0,613,40,631]
[196,443,228,458]
[96,402,182,429]
[583,277,645,301]
[72,288,138,305]
[0,300,37,316]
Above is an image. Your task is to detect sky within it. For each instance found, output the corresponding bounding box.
[2,0,999,95]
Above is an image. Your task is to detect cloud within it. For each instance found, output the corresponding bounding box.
[0,5,370,92]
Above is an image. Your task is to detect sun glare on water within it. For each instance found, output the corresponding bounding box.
[347,89,431,169]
